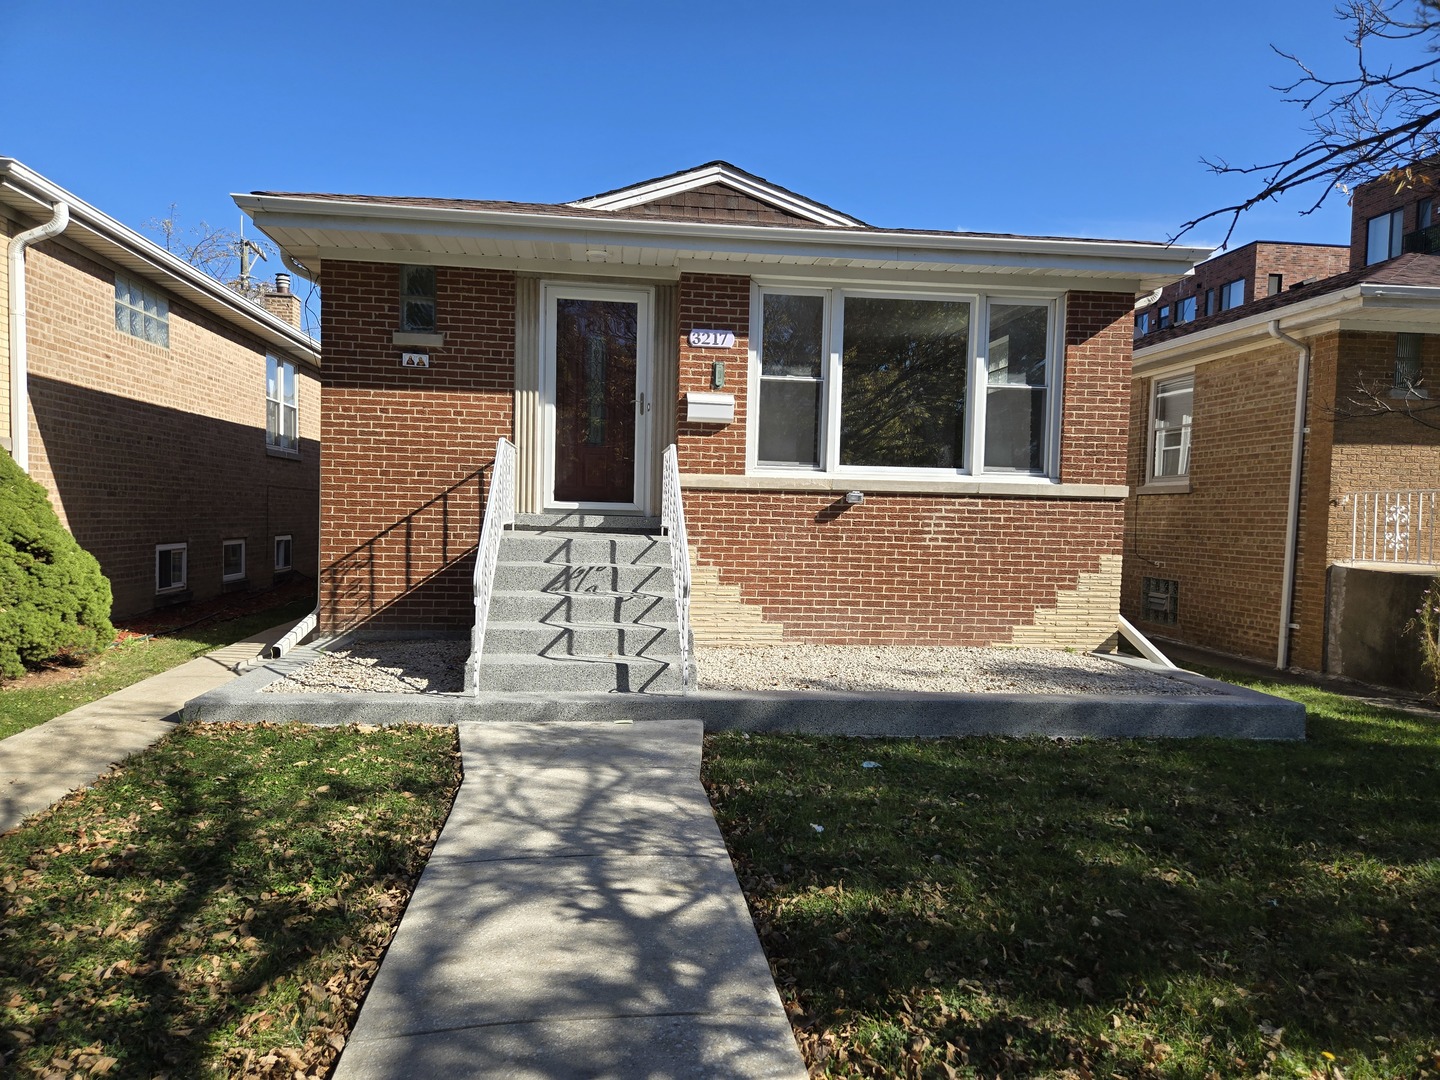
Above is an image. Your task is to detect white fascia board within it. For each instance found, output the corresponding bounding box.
[235,193,1210,289]
[1,161,318,363]
[1131,285,1383,375]
[566,163,865,227]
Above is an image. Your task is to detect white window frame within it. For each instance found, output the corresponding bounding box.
[1367,208,1405,265]
[274,534,293,572]
[266,355,299,456]
[1147,373,1194,482]
[222,538,246,583]
[156,543,187,593]
[746,282,1064,482]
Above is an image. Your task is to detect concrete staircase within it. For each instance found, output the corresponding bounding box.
[473,521,687,694]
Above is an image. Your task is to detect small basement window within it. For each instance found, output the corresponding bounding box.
[274,534,293,572]
[222,539,246,582]
[156,543,187,592]
[1142,577,1178,625]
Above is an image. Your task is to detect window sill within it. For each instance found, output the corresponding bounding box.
[1388,387,1430,399]
[681,472,1128,499]
[394,331,444,347]
[1137,479,1191,495]
[266,445,301,460]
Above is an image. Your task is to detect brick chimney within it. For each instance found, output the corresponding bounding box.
[260,272,302,328]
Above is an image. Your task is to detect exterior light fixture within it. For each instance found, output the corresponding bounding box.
[844,491,864,505]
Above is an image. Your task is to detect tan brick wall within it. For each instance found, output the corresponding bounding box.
[1123,341,1307,662]
[318,261,514,633]
[1,213,12,451]
[19,233,319,618]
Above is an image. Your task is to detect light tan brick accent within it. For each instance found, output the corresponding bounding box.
[688,545,785,646]
[1007,553,1122,649]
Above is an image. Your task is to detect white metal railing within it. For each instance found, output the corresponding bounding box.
[1346,489,1439,565]
[660,444,694,689]
[465,438,517,694]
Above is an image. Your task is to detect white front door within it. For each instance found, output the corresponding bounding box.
[541,283,653,513]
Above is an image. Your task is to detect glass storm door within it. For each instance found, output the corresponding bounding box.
[547,287,650,507]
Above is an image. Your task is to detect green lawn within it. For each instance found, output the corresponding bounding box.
[703,676,1440,1079]
[0,722,460,1078]
[0,597,313,741]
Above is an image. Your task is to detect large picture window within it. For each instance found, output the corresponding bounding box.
[752,287,1057,477]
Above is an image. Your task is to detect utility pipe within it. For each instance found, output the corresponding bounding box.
[1267,320,1310,670]
[7,201,69,470]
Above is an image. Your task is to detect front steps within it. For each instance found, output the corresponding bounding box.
[473,529,687,694]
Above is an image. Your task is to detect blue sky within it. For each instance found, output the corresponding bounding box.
[2,1,1373,263]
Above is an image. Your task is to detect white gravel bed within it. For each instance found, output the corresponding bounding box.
[263,639,1217,697]
[700,644,1219,696]
[262,640,469,694]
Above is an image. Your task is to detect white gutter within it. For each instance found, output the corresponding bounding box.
[1267,320,1310,670]
[7,200,69,470]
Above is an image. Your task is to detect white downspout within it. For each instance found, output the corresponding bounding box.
[1267,320,1310,670]
[8,201,70,471]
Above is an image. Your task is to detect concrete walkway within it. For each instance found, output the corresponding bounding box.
[0,618,304,834]
[333,719,808,1080]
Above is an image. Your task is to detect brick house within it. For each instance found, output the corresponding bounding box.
[1125,170,1440,689]
[236,162,1204,656]
[2,159,321,619]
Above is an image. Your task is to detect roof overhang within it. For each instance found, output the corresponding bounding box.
[234,192,1211,296]
[1,159,318,365]
[1133,282,1440,376]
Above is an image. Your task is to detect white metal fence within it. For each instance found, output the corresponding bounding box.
[465,438,517,694]
[660,444,693,687]
[1347,489,1439,565]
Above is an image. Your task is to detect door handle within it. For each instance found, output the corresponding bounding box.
[637,392,649,414]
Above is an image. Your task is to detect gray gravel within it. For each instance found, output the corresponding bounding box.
[700,644,1218,696]
[262,640,469,694]
[263,639,1215,697]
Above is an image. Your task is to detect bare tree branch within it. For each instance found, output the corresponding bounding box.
[1175,1,1440,245]
[139,206,276,291]
[1333,375,1440,428]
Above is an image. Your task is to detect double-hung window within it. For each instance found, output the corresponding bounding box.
[266,355,298,454]
[1367,209,1404,264]
[753,286,1057,477]
[1149,374,1193,480]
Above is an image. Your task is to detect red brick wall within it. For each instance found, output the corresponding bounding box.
[1348,166,1440,269]
[1061,291,1134,486]
[676,273,750,474]
[686,492,1122,644]
[318,261,514,633]
[14,224,319,619]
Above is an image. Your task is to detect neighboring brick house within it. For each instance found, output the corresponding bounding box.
[236,162,1204,648]
[1133,241,1350,340]
[1126,170,1440,689]
[2,159,320,619]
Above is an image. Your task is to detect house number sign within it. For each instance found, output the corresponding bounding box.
[400,352,430,368]
[688,329,736,348]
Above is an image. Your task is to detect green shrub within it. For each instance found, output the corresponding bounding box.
[0,451,114,679]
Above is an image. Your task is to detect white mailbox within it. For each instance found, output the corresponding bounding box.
[685,392,735,424]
